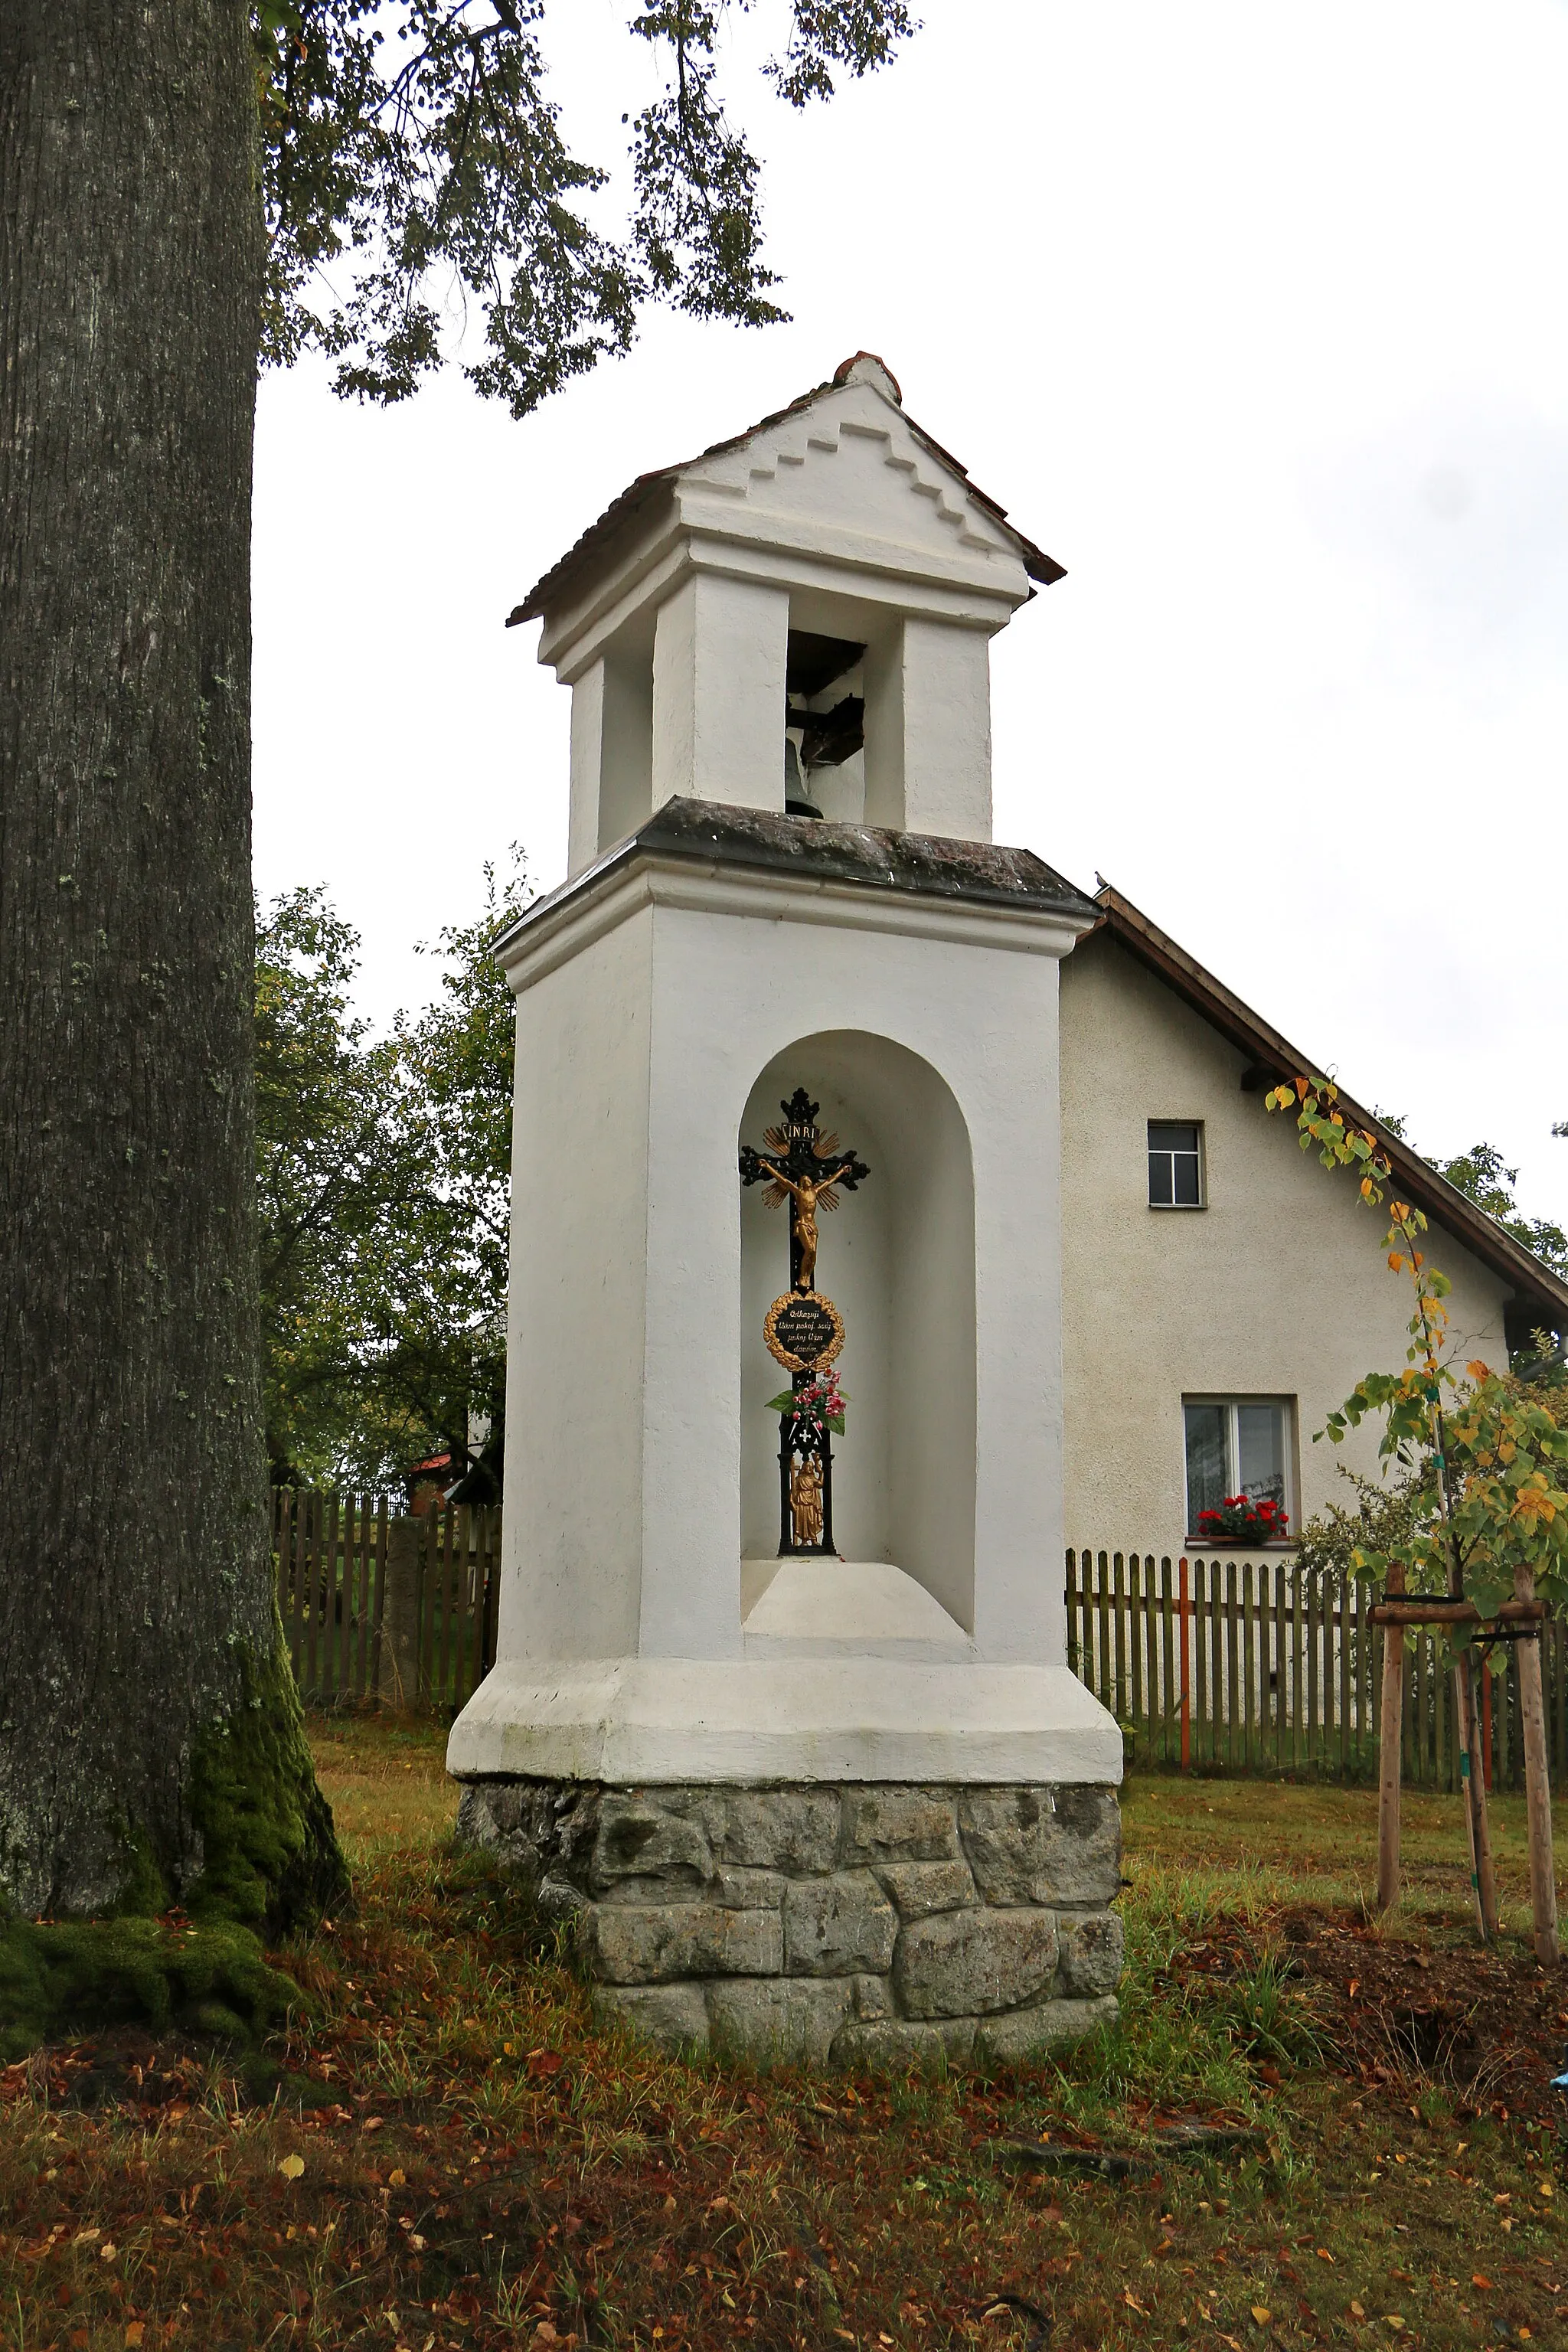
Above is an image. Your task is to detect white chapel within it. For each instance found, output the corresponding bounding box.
[446,356,1568,2064]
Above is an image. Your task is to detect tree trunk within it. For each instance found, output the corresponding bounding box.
[0,5,344,1933]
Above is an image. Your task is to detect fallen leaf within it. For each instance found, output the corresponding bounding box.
[278,2154,305,2182]
[125,2328,145,2349]
[100,2244,117,2262]
[1351,2301,1366,2318]
[1316,2249,1335,2263]
[1252,2307,1272,2325]
[1124,2291,1148,2314]
[363,2115,384,2132]
[1472,2277,1492,2291]
[388,2169,407,2187]
[1385,2319,1405,2333]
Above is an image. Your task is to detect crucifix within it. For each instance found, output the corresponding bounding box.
[740,1088,871,1557]
[740,1086,870,1292]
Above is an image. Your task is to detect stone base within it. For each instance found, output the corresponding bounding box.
[457,1775,1123,2069]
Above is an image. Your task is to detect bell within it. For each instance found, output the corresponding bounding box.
[783,734,822,819]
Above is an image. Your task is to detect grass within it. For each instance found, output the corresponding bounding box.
[2,1724,1566,2351]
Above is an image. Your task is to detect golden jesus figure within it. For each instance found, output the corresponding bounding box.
[766,1161,851,1291]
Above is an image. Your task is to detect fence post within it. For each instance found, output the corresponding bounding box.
[377,1514,423,1711]
[1178,1557,1191,1772]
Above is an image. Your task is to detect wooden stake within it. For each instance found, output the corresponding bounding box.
[1454,1647,1500,1943]
[1514,1566,1560,1966]
[1377,1563,1405,1913]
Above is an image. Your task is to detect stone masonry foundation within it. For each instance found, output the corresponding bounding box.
[456,1778,1123,2067]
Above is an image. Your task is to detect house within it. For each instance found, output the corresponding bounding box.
[1059,884,1568,1551]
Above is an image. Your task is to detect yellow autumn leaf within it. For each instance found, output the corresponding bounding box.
[1251,2308,1272,2325]
[278,2153,305,2181]
[1468,1360,1491,1380]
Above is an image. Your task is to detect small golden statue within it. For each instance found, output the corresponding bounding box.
[789,1455,825,1548]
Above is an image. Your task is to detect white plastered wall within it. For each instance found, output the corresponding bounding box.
[495,880,1073,1673]
[651,573,790,814]
[863,619,993,840]
[499,906,653,1661]
[1057,932,1512,1549]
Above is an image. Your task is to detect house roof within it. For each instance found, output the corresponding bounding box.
[1091,881,1568,1335]
[507,353,1066,629]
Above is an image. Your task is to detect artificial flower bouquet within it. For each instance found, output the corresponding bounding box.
[764,1367,849,1434]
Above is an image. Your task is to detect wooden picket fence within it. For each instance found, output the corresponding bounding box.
[272,1488,502,1713]
[1067,1548,1568,1792]
[270,1498,1566,1787]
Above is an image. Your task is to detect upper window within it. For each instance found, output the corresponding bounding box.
[1184,1397,1292,1538]
[1148,1120,1203,1208]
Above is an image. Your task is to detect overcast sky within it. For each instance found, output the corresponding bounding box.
[253,0,1568,1223]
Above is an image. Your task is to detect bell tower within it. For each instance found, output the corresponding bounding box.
[449,357,1125,2068]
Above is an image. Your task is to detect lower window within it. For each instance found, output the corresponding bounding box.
[1184,1396,1292,1539]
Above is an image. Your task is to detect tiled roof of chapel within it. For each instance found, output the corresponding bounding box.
[508,353,1066,627]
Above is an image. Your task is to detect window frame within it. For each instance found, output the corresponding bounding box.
[1147,1119,1205,1211]
[1181,1393,1296,1544]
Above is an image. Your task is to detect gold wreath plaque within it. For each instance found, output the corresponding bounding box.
[763,1289,845,1373]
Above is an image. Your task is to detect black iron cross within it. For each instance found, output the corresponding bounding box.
[739,1087,871,1294]
[740,1088,871,1557]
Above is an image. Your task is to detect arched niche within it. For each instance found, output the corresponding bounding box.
[738,1031,978,1632]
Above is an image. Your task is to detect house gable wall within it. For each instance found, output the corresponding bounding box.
[1058,930,1511,1548]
